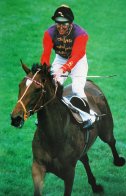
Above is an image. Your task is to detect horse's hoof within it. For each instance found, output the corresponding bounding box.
[92,184,104,193]
[113,157,125,167]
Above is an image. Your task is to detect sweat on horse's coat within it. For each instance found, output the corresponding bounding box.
[11,63,125,196]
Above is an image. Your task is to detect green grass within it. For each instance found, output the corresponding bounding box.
[0,0,126,195]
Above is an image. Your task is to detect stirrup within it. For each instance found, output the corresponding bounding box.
[83,119,94,130]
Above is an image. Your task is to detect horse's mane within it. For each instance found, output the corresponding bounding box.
[31,63,63,99]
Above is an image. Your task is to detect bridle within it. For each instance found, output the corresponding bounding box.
[17,70,58,120]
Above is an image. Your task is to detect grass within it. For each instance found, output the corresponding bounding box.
[0,0,126,195]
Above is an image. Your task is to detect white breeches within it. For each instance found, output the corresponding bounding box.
[51,54,88,97]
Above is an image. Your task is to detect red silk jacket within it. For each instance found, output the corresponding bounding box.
[41,24,88,72]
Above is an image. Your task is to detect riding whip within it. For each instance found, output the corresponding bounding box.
[61,74,117,78]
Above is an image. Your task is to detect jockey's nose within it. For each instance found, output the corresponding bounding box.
[56,23,70,35]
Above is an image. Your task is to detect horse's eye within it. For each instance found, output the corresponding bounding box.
[35,88,41,93]
[34,81,42,89]
[42,79,45,83]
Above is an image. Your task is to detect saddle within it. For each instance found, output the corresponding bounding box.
[62,96,90,124]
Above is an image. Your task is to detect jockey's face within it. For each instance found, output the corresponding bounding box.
[56,23,70,35]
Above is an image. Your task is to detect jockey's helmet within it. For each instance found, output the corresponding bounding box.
[51,5,74,23]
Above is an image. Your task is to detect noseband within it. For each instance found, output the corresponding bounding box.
[17,70,58,120]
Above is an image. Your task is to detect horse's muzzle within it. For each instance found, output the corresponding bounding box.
[11,114,24,128]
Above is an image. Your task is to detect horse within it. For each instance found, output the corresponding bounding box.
[11,62,125,196]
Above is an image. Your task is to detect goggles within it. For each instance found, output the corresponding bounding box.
[55,22,70,28]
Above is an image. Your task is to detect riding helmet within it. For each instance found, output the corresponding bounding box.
[51,5,74,23]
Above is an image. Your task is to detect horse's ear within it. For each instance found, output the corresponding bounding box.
[20,59,30,74]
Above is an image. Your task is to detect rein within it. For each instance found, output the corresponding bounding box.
[33,83,58,113]
[17,70,58,120]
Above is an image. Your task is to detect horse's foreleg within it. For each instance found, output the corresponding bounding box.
[32,161,46,196]
[63,167,75,196]
[108,139,125,166]
[80,154,104,193]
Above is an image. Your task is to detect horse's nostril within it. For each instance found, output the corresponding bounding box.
[11,115,24,128]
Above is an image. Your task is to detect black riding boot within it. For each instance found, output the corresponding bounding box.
[70,96,97,130]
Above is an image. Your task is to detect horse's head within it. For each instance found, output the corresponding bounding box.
[11,61,58,128]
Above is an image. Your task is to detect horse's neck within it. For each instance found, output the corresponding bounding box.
[38,98,68,135]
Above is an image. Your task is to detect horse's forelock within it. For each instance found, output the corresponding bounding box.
[31,63,51,76]
[31,63,42,74]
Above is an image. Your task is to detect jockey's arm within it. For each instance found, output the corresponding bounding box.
[61,34,88,72]
[40,31,53,66]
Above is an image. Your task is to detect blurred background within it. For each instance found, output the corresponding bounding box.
[0,0,126,195]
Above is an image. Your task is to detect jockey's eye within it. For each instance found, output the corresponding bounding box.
[56,23,70,29]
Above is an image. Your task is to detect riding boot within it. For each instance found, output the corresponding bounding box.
[70,96,98,130]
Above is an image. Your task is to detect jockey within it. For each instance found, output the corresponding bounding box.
[40,4,98,129]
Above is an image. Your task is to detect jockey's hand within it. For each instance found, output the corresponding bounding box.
[54,68,64,82]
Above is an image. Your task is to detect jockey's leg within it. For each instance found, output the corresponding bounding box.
[71,55,98,129]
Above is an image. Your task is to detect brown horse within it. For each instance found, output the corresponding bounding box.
[11,63,125,196]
